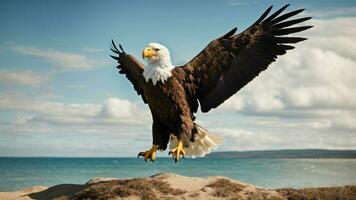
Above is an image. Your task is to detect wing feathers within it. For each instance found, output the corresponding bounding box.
[277,44,295,50]
[110,55,120,60]
[179,5,312,112]
[263,4,290,23]
[273,17,312,29]
[110,40,121,54]
[110,40,147,103]
[271,9,305,24]
[119,44,125,52]
[273,26,313,35]
[220,27,238,39]
[252,5,273,26]
[274,37,307,43]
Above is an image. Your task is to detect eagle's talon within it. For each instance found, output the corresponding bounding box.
[138,152,144,158]
[137,145,157,162]
[169,140,185,162]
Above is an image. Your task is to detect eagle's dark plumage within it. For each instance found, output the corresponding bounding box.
[110,5,312,162]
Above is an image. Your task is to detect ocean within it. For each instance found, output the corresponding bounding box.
[1,157,356,192]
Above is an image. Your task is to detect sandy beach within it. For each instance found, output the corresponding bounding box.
[1,173,355,200]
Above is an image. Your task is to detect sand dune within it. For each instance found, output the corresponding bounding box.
[0,173,355,200]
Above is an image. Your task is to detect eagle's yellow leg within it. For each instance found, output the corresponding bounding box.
[169,140,185,163]
[138,145,157,162]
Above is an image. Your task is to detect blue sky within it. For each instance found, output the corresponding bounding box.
[1,0,356,157]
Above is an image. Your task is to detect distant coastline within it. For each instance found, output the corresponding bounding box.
[207,149,356,159]
[1,149,356,159]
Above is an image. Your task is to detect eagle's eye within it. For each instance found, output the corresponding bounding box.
[154,48,160,51]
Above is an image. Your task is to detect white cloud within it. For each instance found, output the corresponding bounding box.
[83,47,104,53]
[0,94,150,127]
[308,6,356,18]
[0,70,49,86]
[304,18,356,59]
[12,45,99,70]
[225,0,255,7]
[208,126,356,151]
[0,94,151,156]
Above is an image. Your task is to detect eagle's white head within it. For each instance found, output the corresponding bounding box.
[142,43,174,85]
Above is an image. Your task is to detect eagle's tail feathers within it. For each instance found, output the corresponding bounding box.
[169,124,223,158]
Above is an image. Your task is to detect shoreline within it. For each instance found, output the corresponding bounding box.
[0,173,355,200]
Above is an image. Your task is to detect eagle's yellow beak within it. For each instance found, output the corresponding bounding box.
[142,47,156,59]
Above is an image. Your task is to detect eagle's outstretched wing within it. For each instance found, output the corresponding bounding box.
[178,4,312,113]
[110,40,147,103]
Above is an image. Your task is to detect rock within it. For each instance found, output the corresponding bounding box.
[85,177,120,185]
[1,173,355,200]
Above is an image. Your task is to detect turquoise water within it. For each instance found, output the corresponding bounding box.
[1,158,356,192]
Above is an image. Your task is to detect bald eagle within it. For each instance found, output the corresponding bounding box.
[110,5,312,162]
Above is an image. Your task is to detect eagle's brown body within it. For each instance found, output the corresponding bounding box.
[127,55,197,150]
[110,4,312,161]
